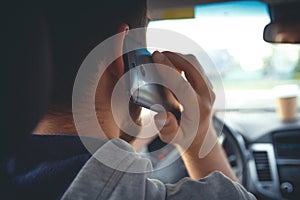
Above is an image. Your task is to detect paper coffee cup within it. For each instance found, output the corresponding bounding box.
[273,84,299,121]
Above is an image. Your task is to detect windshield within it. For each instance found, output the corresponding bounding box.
[148,1,300,110]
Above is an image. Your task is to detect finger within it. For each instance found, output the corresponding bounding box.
[152,51,177,71]
[153,51,202,119]
[154,112,179,143]
[162,52,213,100]
[152,50,195,104]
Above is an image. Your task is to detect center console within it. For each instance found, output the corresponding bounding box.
[274,131,300,199]
[249,130,300,200]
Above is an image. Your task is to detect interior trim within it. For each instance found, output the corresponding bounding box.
[249,143,281,199]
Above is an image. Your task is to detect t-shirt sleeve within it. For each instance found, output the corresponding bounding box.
[146,171,256,200]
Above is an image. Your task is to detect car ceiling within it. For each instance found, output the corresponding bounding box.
[148,0,300,10]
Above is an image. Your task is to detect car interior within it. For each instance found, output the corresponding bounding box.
[142,1,300,200]
[3,0,300,200]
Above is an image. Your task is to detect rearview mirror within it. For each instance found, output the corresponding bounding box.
[264,22,300,43]
[263,2,300,44]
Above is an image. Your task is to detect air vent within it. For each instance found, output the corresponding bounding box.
[253,151,272,182]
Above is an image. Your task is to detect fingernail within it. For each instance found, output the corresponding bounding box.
[156,117,170,127]
[153,51,165,61]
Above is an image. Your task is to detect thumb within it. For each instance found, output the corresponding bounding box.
[154,112,179,143]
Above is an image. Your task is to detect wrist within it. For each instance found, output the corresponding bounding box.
[176,122,218,157]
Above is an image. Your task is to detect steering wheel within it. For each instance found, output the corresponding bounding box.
[140,117,247,185]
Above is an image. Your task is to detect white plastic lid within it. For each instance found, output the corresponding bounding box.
[273,84,300,98]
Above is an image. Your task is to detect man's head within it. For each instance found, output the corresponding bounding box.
[36,1,147,140]
[47,1,147,110]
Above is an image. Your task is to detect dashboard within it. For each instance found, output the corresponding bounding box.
[143,110,300,200]
[223,111,300,200]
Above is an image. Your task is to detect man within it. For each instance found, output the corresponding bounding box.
[61,50,256,199]
[4,1,256,199]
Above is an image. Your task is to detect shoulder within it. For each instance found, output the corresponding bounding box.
[163,171,256,200]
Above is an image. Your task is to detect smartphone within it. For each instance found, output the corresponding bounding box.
[123,36,182,120]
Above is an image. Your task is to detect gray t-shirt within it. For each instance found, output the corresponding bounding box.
[62,139,256,200]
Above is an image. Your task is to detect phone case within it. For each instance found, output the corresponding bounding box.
[123,36,182,120]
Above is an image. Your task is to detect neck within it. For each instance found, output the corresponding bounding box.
[34,110,148,150]
[34,112,78,135]
[34,109,121,139]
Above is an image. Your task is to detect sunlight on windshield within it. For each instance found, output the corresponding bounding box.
[148,1,300,109]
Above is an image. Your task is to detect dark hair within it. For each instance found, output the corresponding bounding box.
[46,1,148,111]
[2,3,52,161]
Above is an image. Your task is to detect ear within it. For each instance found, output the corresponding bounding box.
[108,23,129,78]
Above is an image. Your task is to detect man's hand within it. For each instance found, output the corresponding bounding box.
[152,51,238,182]
[152,51,215,153]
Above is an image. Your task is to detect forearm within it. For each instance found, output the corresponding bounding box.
[151,52,238,182]
[178,126,238,182]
